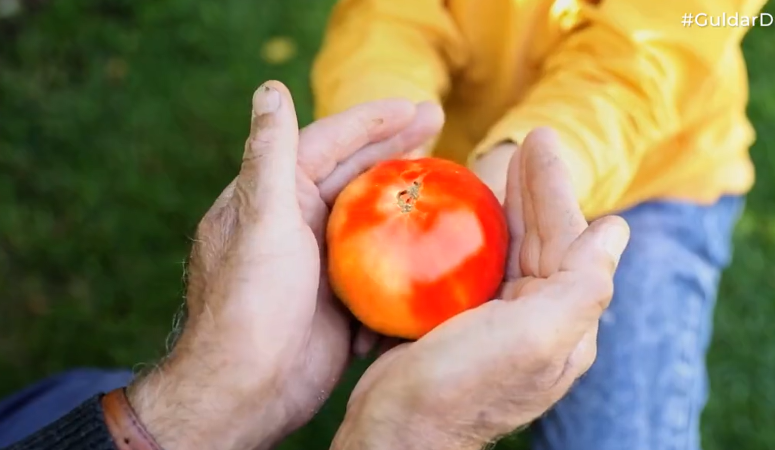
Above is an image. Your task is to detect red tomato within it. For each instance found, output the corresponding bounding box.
[326,157,509,340]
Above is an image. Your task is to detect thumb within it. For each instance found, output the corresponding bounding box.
[236,81,299,217]
[560,215,630,284]
[504,216,629,353]
[547,215,630,333]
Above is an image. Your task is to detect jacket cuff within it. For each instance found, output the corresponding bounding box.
[4,394,117,450]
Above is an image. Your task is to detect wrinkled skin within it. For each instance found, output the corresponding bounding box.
[185,84,445,431]
[128,81,444,450]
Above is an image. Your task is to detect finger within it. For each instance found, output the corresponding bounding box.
[509,270,611,358]
[297,99,418,183]
[522,128,587,277]
[554,216,629,321]
[560,215,630,278]
[353,326,380,358]
[519,139,540,276]
[395,101,444,157]
[403,145,430,160]
[236,81,299,216]
[297,172,329,241]
[503,143,526,279]
[513,217,629,348]
[400,104,444,159]
[318,102,444,205]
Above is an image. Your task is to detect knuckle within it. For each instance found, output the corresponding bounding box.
[194,215,216,241]
[297,150,325,179]
[196,205,236,251]
[576,345,597,376]
[522,333,558,367]
[336,116,370,150]
[339,159,368,185]
[570,269,614,312]
[588,271,615,306]
[530,360,566,392]
[247,129,278,155]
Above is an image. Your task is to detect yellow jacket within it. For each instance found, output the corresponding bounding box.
[311,0,765,218]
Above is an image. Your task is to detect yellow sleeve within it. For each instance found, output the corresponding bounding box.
[471,0,766,216]
[311,0,468,119]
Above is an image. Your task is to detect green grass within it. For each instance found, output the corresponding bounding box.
[0,1,774,449]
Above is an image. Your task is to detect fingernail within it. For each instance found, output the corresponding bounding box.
[253,84,281,115]
[602,222,629,263]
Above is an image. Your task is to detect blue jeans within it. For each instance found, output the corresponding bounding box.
[0,196,744,450]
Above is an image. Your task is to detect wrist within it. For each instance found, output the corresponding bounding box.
[331,391,484,450]
[126,354,288,450]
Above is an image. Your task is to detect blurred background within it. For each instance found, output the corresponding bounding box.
[1,0,774,449]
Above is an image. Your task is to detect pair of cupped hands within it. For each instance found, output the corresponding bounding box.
[125,81,630,450]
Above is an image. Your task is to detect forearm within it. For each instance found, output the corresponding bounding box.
[470,0,765,218]
[312,0,465,119]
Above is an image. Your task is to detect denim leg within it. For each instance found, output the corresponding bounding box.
[532,195,745,450]
[0,368,134,447]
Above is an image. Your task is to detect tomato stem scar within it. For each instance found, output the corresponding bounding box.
[396,180,422,213]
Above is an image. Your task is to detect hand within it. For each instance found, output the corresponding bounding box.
[400,120,442,160]
[125,81,443,450]
[401,141,435,159]
[470,141,518,204]
[330,128,630,450]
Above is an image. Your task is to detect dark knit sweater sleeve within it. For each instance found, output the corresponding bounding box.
[2,395,117,450]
